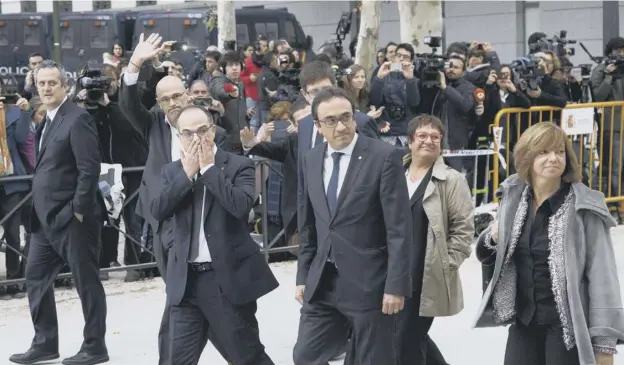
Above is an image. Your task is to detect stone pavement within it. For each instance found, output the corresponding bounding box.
[1,226,624,364]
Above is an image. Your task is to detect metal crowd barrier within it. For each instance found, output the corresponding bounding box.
[491,101,624,204]
[0,158,289,286]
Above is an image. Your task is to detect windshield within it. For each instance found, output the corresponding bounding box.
[24,25,41,46]
[90,24,109,48]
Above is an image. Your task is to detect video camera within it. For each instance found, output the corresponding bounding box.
[275,67,301,102]
[510,56,545,91]
[413,36,449,86]
[76,65,111,109]
[603,54,624,78]
[529,30,576,58]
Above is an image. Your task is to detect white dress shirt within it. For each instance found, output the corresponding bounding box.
[191,144,218,263]
[40,96,68,149]
[123,66,181,161]
[323,134,358,196]
[405,170,423,198]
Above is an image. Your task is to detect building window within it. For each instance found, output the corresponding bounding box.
[59,1,72,12]
[20,1,37,13]
[136,1,157,6]
[93,1,112,10]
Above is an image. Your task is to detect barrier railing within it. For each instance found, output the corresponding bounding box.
[0,158,290,287]
[492,101,624,204]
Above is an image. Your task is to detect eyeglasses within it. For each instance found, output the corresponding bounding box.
[179,125,215,140]
[414,132,442,143]
[318,113,354,128]
[158,92,185,105]
[306,86,332,99]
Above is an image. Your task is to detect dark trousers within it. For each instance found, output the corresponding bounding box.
[153,232,229,365]
[294,264,397,365]
[100,221,119,268]
[25,214,107,354]
[504,322,580,365]
[1,190,26,279]
[170,267,273,365]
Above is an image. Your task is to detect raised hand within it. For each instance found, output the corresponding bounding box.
[131,33,165,66]
[181,139,200,179]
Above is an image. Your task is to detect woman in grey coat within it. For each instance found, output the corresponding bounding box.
[473,122,624,365]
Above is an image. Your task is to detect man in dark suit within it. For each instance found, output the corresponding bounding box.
[296,61,380,221]
[151,105,278,364]
[9,60,109,365]
[293,87,413,365]
[118,33,229,365]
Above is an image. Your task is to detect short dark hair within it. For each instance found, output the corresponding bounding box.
[291,98,308,121]
[407,115,445,143]
[205,50,221,62]
[178,104,215,125]
[299,60,336,92]
[189,79,208,89]
[310,87,355,121]
[396,43,415,61]
[449,55,466,70]
[28,52,43,60]
[219,51,243,71]
[385,42,397,53]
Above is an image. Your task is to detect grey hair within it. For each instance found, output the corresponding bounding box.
[33,60,69,86]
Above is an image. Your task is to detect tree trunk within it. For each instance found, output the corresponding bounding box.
[217,0,236,52]
[354,0,382,77]
[398,0,443,54]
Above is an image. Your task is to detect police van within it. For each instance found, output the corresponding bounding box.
[134,6,311,73]
[0,13,53,89]
[59,11,137,77]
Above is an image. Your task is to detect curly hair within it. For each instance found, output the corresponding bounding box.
[268,101,293,123]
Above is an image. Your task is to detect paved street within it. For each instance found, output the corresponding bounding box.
[1,226,624,364]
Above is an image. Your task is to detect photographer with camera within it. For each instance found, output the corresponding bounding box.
[209,51,249,154]
[75,64,148,282]
[370,43,420,146]
[518,51,567,110]
[592,36,624,214]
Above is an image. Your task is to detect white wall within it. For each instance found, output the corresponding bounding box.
[36,0,53,12]
[73,1,94,12]
[1,0,22,14]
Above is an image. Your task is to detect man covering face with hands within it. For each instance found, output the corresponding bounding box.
[150,105,278,365]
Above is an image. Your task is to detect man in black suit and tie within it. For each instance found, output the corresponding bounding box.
[296,61,380,221]
[118,33,230,365]
[151,105,278,364]
[9,60,109,365]
[294,87,413,365]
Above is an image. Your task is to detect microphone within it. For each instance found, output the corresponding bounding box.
[98,181,114,208]
[474,88,486,103]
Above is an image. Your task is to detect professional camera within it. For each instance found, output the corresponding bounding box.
[76,65,112,109]
[414,36,449,86]
[275,67,301,102]
[510,56,545,91]
[331,64,352,88]
[604,54,624,78]
[529,30,576,58]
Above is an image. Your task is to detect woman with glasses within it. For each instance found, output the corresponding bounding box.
[474,123,624,365]
[398,114,474,365]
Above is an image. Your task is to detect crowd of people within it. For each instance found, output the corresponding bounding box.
[0,28,622,365]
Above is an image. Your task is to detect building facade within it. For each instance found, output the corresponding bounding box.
[0,0,620,65]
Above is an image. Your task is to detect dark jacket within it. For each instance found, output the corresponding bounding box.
[257,66,279,112]
[424,77,477,149]
[209,75,248,154]
[151,151,279,306]
[4,106,32,195]
[369,74,421,136]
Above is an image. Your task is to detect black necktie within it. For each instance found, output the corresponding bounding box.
[314,131,324,147]
[326,152,343,215]
[189,172,204,262]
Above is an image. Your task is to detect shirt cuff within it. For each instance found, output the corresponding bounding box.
[123,71,139,86]
[200,164,214,175]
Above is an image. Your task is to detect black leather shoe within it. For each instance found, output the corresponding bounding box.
[62,351,109,365]
[9,348,60,364]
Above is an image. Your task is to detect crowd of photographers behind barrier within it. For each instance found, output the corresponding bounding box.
[1,29,624,300]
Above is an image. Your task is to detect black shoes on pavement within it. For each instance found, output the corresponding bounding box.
[9,348,109,365]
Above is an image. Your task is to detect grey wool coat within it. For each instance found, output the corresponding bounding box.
[473,174,624,365]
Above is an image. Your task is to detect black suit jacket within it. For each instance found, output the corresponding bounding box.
[247,133,298,234]
[151,149,279,306]
[118,78,227,234]
[32,100,102,235]
[297,136,413,311]
[296,111,380,225]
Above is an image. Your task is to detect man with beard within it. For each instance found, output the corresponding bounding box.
[241,35,269,133]
[118,33,230,365]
